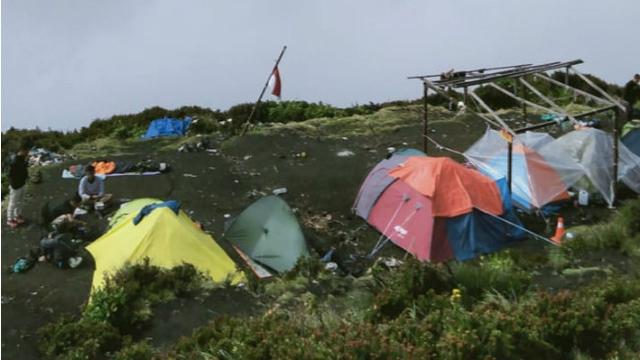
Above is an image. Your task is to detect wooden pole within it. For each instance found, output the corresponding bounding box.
[520,77,527,120]
[571,69,625,111]
[519,78,577,123]
[423,82,429,153]
[468,91,515,135]
[488,82,567,119]
[241,45,287,135]
[612,108,621,207]
[534,73,614,107]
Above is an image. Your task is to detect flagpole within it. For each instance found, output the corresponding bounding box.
[241,45,287,135]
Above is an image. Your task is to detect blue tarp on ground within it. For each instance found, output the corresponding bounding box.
[622,128,640,157]
[142,117,192,139]
[445,178,526,261]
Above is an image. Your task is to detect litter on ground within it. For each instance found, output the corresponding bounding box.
[337,150,355,157]
[272,187,288,195]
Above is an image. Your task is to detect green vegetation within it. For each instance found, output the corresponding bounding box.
[564,199,640,256]
[39,201,640,359]
[1,101,403,156]
[38,259,207,359]
[2,69,621,156]
[166,277,640,360]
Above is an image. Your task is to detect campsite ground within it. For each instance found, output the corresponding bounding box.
[1,105,637,359]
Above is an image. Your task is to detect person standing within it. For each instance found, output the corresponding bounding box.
[7,143,29,229]
[623,74,640,118]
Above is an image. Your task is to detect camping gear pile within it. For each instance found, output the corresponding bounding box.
[178,137,215,153]
[354,151,524,262]
[63,159,170,179]
[28,148,68,167]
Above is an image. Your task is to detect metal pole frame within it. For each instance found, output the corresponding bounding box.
[423,82,429,153]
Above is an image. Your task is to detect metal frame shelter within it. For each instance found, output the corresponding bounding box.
[409,60,629,206]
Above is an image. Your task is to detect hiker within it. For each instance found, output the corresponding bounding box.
[78,165,112,208]
[623,74,640,118]
[38,230,83,269]
[42,193,82,223]
[6,143,29,229]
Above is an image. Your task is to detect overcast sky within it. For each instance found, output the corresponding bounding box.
[2,0,639,131]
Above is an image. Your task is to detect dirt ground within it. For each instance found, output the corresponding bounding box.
[1,111,632,358]
[1,122,433,358]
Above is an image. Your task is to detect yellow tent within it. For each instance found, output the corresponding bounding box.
[87,202,245,290]
[107,198,160,228]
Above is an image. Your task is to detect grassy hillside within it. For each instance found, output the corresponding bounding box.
[2,70,637,360]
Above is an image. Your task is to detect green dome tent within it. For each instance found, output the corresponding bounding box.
[224,196,309,273]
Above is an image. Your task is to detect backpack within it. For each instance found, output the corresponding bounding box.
[8,257,35,274]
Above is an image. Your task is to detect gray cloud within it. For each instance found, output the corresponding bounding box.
[2,0,639,130]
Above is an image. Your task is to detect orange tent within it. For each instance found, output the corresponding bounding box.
[388,157,503,217]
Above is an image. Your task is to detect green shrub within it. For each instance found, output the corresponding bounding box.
[188,116,219,134]
[166,276,640,359]
[39,261,207,359]
[368,258,452,321]
[38,316,122,359]
[564,199,640,255]
[112,341,155,360]
[452,251,531,303]
[284,256,325,280]
[547,246,571,271]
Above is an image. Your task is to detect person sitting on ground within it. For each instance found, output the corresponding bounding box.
[6,143,30,229]
[41,193,84,226]
[37,223,83,269]
[78,165,112,208]
[51,213,87,236]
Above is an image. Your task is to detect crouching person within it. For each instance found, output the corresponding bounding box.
[38,232,83,269]
[78,165,112,209]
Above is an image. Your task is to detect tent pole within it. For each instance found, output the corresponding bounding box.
[423,82,429,153]
[520,77,527,120]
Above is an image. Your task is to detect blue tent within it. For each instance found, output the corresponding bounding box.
[142,117,192,139]
[622,128,640,157]
[444,178,525,261]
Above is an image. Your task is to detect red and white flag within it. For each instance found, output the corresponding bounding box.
[269,67,282,98]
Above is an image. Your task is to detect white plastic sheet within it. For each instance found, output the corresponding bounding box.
[539,128,640,206]
[464,128,579,210]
